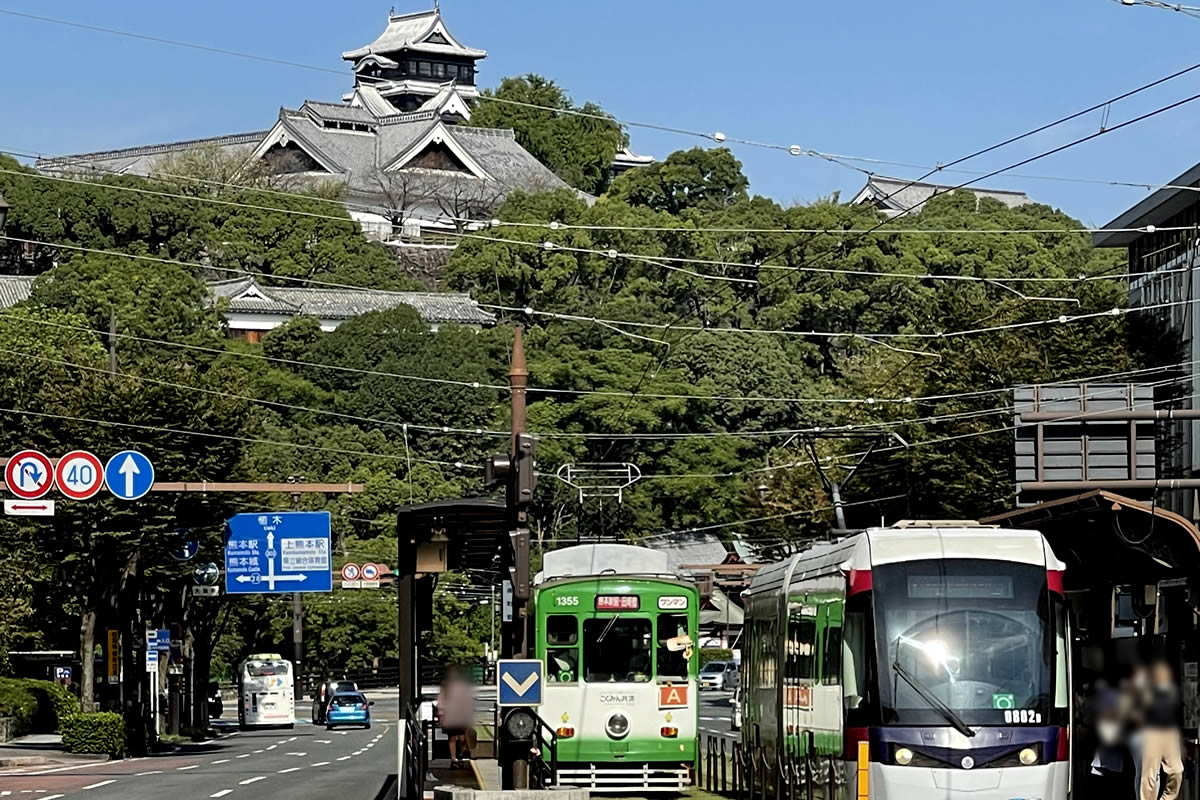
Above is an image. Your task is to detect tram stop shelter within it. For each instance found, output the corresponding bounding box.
[984,489,1200,785]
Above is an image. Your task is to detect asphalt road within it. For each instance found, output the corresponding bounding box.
[698,688,739,743]
[0,718,395,800]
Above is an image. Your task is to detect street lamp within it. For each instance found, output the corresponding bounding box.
[0,193,9,233]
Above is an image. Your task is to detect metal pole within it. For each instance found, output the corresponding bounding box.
[290,485,303,709]
[830,482,846,530]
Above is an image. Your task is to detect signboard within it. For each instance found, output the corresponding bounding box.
[106,630,119,685]
[156,629,170,651]
[596,595,639,611]
[341,563,360,581]
[192,586,219,597]
[658,595,688,610]
[783,686,812,710]
[54,450,104,500]
[104,450,155,501]
[361,563,380,588]
[224,511,333,594]
[172,539,199,561]
[146,648,159,672]
[659,685,688,708]
[502,579,513,623]
[497,659,543,706]
[5,450,54,499]
[4,499,54,516]
[54,666,71,683]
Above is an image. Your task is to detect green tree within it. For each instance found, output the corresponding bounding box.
[472,75,628,195]
[606,147,750,215]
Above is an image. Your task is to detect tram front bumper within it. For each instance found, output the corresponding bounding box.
[868,761,1067,800]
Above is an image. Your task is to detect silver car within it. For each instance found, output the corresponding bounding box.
[699,660,740,690]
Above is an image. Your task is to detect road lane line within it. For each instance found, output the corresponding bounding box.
[237,753,250,758]
[211,759,230,764]
[210,792,233,798]
[336,755,351,761]
[41,796,62,800]
[239,776,265,785]
[285,752,306,756]
[315,739,331,744]
[311,761,330,767]
[82,780,116,790]
[278,767,301,773]
[136,770,163,775]
[178,765,199,770]
[287,736,297,742]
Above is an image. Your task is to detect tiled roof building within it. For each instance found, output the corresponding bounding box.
[850,175,1033,217]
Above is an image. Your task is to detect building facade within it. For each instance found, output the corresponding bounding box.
[850,174,1034,216]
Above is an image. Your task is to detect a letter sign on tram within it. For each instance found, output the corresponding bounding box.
[596,595,639,611]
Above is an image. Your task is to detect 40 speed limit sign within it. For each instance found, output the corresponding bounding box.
[55,450,105,500]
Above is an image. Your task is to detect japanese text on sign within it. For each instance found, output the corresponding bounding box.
[595,595,639,611]
[280,537,330,571]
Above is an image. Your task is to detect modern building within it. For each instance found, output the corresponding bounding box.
[1094,163,1200,517]
[850,174,1034,217]
[0,274,494,340]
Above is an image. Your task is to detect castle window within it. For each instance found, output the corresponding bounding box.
[433,63,445,78]
[406,59,417,74]
[418,61,432,77]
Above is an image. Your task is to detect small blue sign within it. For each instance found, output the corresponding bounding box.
[104,450,155,500]
[156,629,170,652]
[224,511,333,595]
[497,659,543,706]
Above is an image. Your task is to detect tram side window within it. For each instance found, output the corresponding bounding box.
[546,615,579,683]
[1053,595,1069,709]
[657,613,690,680]
[786,616,816,681]
[822,624,842,686]
[583,618,652,682]
[843,593,874,719]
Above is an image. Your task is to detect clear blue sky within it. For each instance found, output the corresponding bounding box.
[2,0,1198,225]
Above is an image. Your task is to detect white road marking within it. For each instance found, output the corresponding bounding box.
[237,753,251,758]
[311,761,330,767]
[315,739,331,744]
[1,791,10,796]
[239,776,265,785]
[266,745,277,751]
[136,771,163,776]
[42,796,63,800]
[253,749,264,754]
[286,752,307,756]
[336,730,349,735]
[211,759,230,764]
[82,780,116,790]
[287,736,297,742]
[210,791,233,798]
[178,764,199,770]
[353,749,364,755]
[700,716,720,720]
[278,767,301,774]
[336,755,351,761]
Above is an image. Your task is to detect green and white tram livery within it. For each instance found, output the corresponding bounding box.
[533,544,700,792]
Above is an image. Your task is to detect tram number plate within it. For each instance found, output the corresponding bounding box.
[555,596,579,606]
[658,596,688,610]
[1003,709,1043,724]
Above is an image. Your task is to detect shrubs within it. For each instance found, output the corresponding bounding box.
[699,647,734,668]
[62,712,126,757]
[0,678,77,737]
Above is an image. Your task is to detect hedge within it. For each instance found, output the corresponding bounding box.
[699,647,734,668]
[62,712,126,757]
[0,678,77,737]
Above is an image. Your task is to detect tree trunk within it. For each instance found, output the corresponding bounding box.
[190,639,213,729]
[79,610,96,713]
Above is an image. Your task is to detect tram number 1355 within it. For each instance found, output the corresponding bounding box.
[555,596,579,606]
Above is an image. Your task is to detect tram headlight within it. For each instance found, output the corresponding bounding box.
[1019,747,1039,766]
[605,712,630,739]
[894,747,914,766]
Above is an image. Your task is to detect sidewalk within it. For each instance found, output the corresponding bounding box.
[0,733,107,770]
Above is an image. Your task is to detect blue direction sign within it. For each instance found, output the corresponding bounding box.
[224,511,333,594]
[104,450,154,500]
[172,539,199,561]
[497,659,544,706]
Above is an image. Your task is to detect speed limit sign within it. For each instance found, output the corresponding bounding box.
[54,450,104,500]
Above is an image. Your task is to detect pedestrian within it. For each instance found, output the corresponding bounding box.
[438,666,474,768]
[1138,660,1184,800]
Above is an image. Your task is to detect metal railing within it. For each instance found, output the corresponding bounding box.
[530,711,559,789]
[400,701,429,800]
[704,732,844,800]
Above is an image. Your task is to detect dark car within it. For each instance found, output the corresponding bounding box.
[326,692,372,730]
[312,679,360,724]
[207,681,223,719]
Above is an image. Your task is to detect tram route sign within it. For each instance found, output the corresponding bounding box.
[224,511,333,594]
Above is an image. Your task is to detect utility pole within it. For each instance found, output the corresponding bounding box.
[288,476,305,708]
[489,327,537,791]
[107,309,117,375]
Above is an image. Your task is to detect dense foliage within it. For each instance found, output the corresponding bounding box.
[0,89,1178,744]
[62,712,126,757]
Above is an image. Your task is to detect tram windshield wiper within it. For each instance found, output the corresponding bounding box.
[891,659,975,739]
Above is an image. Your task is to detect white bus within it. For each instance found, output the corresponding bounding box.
[238,653,294,729]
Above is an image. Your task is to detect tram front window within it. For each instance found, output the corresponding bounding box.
[583,618,652,682]
[874,559,1053,726]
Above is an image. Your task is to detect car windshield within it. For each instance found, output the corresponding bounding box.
[332,694,365,706]
[702,662,726,673]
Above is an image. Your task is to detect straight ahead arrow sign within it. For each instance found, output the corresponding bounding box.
[118,454,138,498]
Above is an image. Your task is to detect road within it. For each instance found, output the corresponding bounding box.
[0,710,397,800]
[699,688,738,743]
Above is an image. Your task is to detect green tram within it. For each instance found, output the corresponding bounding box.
[533,543,700,792]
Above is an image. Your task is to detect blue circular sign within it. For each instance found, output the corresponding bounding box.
[173,539,199,561]
[103,450,155,501]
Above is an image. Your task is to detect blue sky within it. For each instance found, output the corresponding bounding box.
[2,0,1199,225]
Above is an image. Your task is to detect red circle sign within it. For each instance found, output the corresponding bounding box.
[55,450,105,500]
[361,563,381,580]
[5,450,55,499]
[341,563,360,581]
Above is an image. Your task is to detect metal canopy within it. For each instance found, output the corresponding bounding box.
[982,490,1200,585]
[396,497,508,578]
